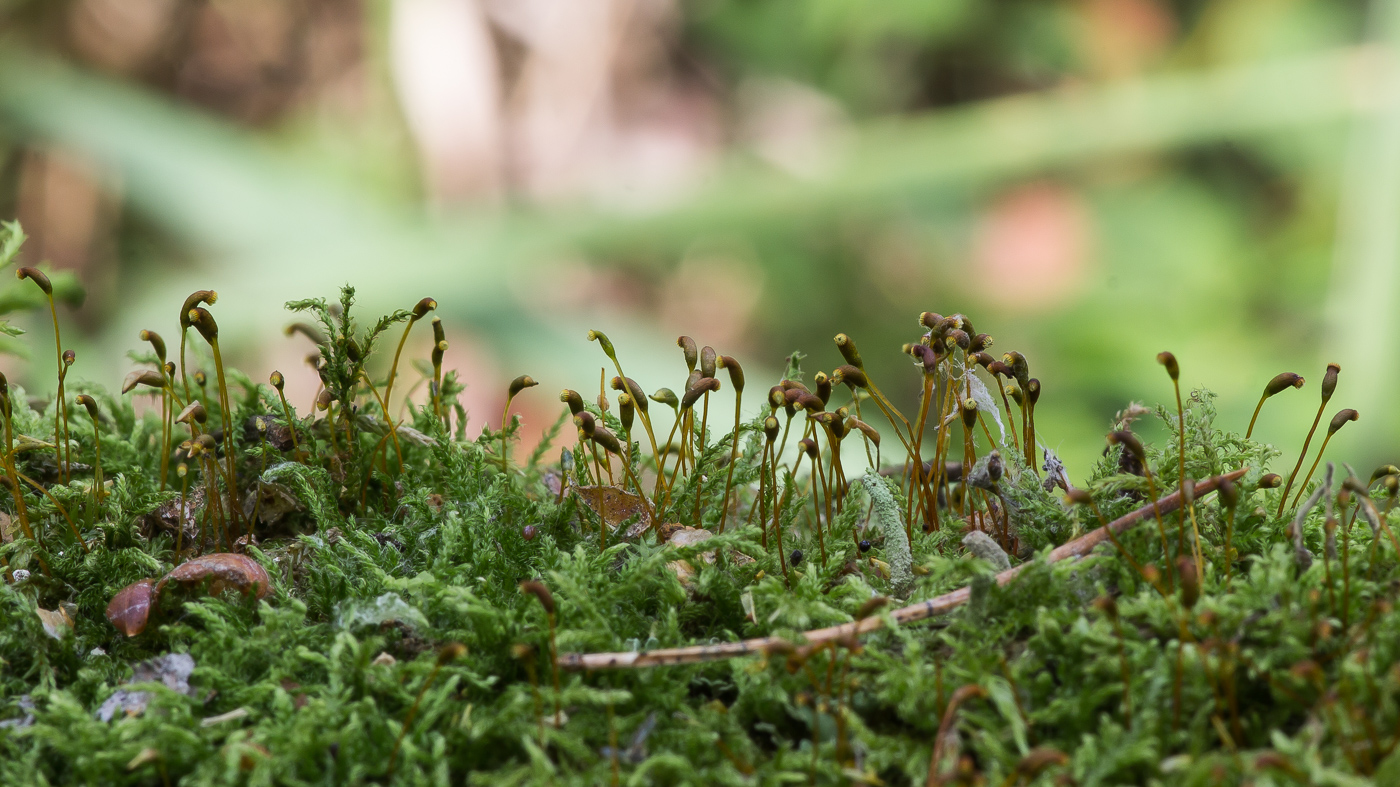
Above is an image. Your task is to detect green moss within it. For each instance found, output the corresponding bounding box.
[0,267,1396,785]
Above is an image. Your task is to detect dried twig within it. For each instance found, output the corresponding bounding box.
[559,467,1248,671]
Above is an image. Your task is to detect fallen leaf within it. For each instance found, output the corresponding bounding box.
[35,606,71,640]
[244,482,302,526]
[572,485,652,536]
[106,578,157,637]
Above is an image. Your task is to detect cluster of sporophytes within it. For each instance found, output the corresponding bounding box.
[2,230,1400,784]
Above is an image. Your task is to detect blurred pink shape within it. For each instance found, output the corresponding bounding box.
[972,182,1093,310]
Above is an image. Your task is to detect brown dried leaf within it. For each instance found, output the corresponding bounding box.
[36,606,71,640]
[245,482,301,525]
[572,485,652,536]
[106,578,157,637]
[0,511,12,544]
[145,486,204,543]
[157,553,271,599]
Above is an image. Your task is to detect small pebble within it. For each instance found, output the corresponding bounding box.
[790,549,803,567]
[858,540,871,553]
[522,525,537,541]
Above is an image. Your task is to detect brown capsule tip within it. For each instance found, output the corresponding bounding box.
[1217,478,1238,509]
[985,361,1011,378]
[960,398,978,428]
[854,596,890,620]
[833,333,864,369]
[910,344,939,372]
[1327,408,1359,433]
[591,426,623,455]
[269,371,285,390]
[175,401,207,425]
[717,356,745,392]
[1016,748,1069,776]
[559,389,584,416]
[1258,473,1282,489]
[431,316,445,343]
[412,297,437,320]
[763,416,780,442]
[1026,378,1041,405]
[768,386,786,409]
[1141,563,1161,585]
[947,329,970,351]
[608,376,646,411]
[680,377,721,410]
[1106,430,1145,461]
[1066,489,1094,506]
[1321,363,1341,399]
[1342,477,1369,497]
[699,346,717,379]
[60,350,74,367]
[436,642,467,665]
[122,370,166,394]
[969,334,993,354]
[573,411,596,436]
[195,433,217,452]
[970,352,994,369]
[1091,595,1118,619]
[918,312,944,330]
[1264,372,1305,397]
[795,391,824,413]
[677,336,698,371]
[1002,351,1029,385]
[1176,557,1199,608]
[831,365,868,389]
[847,417,880,446]
[1006,384,1024,406]
[649,388,679,410]
[139,330,167,362]
[1156,351,1179,380]
[519,580,556,615]
[1369,465,1400,484]
[180,290,217,327]
[188,307,218,342]
[17,267,53,295]
[76,394,99,421]
[508,375,538,398]
[284,322,326,345]
[798,438,819,459]
[315,389,334,410]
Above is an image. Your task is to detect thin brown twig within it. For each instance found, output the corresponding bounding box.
[560,467,1248,671]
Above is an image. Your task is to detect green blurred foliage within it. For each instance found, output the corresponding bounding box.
[0,0,1394,483]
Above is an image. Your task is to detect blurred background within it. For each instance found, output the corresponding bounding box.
[0,0,1396,482]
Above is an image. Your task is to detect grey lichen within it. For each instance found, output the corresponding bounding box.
[861,472,912,595]
[962,530,1010,571]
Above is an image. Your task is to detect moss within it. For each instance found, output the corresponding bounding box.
[0,259,1396,784]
